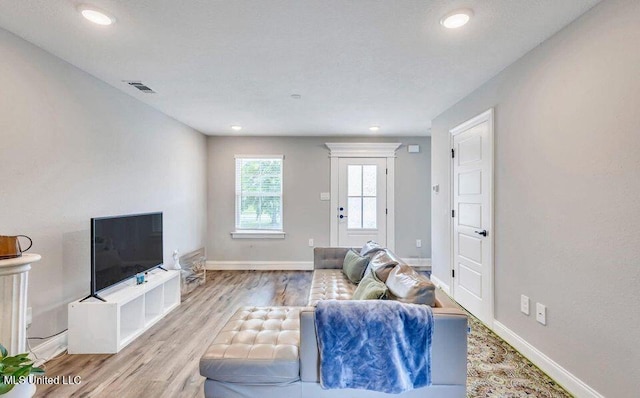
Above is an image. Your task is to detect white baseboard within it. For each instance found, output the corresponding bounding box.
[29,331,68,367]
[206,261,313,271]
[401,257,432,269]
[492,321,604,398]
[430,274,451,296]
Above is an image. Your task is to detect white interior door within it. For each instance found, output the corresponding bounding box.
[337,158,387,247]
[451,109,494,325]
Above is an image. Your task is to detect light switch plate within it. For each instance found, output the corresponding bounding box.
[320,192,330,201]
[536,303,547,325]
[308,239,314,247]
[416,239,422,248]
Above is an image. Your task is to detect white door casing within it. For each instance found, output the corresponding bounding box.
[326,143,401,250]
[337,158,387,247]
[450,109,494,326]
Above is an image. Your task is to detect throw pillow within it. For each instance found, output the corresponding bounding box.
[342,249,369,284]
[367,250,400,282]
[359,241,385,257]
[352,269,388,300]
[385,264,436,306]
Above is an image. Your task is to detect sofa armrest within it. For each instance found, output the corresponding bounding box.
[313,247,353,269]
[298,306,468,385]
[299,307,319,382]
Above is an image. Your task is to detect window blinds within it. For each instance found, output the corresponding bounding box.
[235,156,283,230]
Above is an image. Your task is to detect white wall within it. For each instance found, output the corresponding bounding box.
[0,28,207,340]
[431,1,640,397]
[207,136,430,261]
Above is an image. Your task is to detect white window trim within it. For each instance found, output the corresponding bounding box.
[326,143,401,250]
[230,230,286,239]
[233,155,285,239]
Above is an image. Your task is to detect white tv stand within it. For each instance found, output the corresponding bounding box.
[68,269,180,354]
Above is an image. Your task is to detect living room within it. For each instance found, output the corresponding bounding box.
[0,1,637,397]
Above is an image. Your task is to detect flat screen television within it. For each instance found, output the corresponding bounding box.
[87,212,163,301]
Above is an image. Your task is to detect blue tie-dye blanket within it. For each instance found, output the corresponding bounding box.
[315,300,434,393]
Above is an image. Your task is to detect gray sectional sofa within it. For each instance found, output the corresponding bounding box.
[200,247,468,398]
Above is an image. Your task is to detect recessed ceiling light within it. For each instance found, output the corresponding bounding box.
[440,9,473,29]
[231,125,243,131]
[78,5,116,26]
[369,126,380,132]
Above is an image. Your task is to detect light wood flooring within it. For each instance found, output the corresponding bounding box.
[36,271,312,398]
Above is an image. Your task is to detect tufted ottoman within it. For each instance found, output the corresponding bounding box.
[200,306,302,395]
[307,269,356,306]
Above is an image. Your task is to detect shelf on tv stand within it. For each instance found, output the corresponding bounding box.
[68,269,181,354]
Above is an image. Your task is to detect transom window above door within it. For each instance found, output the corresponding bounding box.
[232,155,285,239]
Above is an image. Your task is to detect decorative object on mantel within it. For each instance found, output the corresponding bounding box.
[0,235,33,260]
[0,342,44,397]
[179,248,206,295]
[171,250,182,270]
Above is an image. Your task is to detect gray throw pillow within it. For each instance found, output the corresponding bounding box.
[352,269,388,300]
[359,241,385,256]
[342,249,369,284]
[385,264,436,306]
[366,250,400,282]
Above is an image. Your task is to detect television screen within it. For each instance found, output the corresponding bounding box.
[91,212,163,293]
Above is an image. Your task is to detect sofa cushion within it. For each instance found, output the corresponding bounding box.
[359,240,385,256]
[367,250,401,282]
[386,264,436,306]
[342,249,369,284]
[308,269,356,306]
[352,269,388,300]
[199,307,301,383]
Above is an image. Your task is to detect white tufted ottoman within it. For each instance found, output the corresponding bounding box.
[200,306,302,385]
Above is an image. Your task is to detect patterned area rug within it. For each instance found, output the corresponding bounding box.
[467,314,572,397]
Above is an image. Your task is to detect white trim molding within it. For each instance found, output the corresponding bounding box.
[230,230,286,239]
[493,322,604,398]
[325,142,402,158]
[234,154,284,159]
[430,274,451,296]
[29,331,68,367]
[206,261,313,271]
[327,142,401,250]
[401,257,432,270]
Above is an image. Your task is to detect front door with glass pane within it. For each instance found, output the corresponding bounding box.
[337,158,387,247]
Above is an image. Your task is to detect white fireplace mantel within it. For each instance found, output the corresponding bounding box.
[0,253,40,355]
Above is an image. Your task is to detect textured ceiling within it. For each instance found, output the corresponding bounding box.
[0,0,599,136]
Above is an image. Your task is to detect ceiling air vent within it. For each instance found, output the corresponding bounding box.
[123,81,156,94]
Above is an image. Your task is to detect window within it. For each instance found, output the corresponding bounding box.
[347,164,377,229]
[234,156,283,235]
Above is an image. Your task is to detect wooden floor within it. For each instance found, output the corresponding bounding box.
[36,271,312,398]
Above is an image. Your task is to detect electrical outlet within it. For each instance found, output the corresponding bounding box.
[416,239,422,248]
[536,303,547,325]
[308,238,314,247]
[26,307,32,327]
[520,295,530,315]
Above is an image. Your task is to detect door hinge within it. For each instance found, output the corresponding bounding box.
[451,210,455,218]
[385,168,388,175]
[385,208,388,215]
[452,269,455,278]
[451,148,455,158]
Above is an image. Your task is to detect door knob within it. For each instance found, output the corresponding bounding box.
[339,215,346,219]
[474,230,488,237]
[339,207,344,211]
